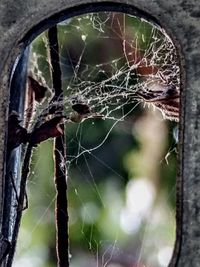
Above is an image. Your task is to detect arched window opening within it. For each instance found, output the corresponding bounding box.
[4,7,181,267]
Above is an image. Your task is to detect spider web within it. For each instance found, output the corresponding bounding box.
[30,12,179,123]
[17,11,179,267]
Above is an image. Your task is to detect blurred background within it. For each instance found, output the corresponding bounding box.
[14,12,179,267]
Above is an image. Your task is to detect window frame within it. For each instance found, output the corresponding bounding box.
[0,0,198,266]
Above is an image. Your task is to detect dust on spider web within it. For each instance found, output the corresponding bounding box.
[17,12,179,267]
[29,12,180,122]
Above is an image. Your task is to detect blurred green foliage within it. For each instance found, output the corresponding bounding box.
[15,12,178,267]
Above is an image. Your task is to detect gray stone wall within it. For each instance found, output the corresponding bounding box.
[0,0,200,266]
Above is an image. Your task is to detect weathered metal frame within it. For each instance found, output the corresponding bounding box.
[0,0,199,266]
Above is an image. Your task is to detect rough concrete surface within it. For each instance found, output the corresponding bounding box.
[0,0,200,266]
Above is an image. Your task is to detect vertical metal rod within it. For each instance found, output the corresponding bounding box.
[48,26,69,267]
[3,47,29,267]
